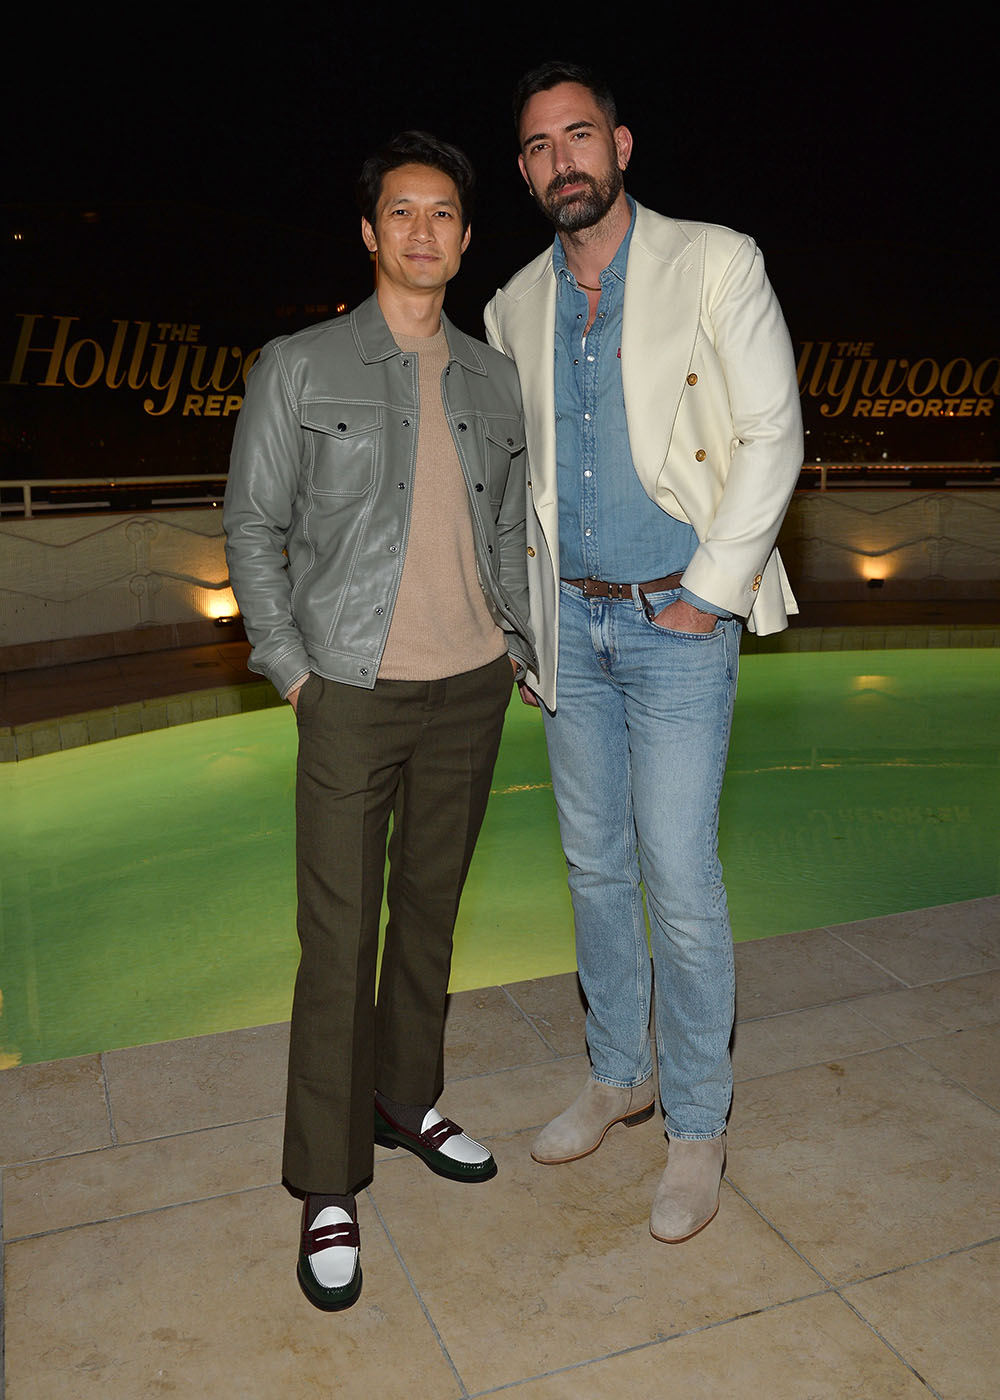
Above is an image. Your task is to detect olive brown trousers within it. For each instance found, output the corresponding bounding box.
[282,655,513,1195]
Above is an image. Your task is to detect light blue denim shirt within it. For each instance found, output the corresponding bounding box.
[554,199,727,616]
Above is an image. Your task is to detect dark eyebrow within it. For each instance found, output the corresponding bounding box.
[383,195,460,211]
[521,119,599,151]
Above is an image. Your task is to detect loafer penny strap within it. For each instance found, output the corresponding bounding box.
[419,1116,463,1150]
[302,1221,360,1256]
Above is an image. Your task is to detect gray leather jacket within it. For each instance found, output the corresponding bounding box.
[224,295,535,697]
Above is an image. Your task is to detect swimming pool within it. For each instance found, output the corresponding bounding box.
[2,648,997,1068]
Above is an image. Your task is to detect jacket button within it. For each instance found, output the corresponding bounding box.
[388,545,398,553]
[487,545,493,554]
[401,358,410,366]
[526,546,535,557]
[337,422,347,431]
[507,437,514,446]
[753,573,763,586]
[695,449,707,461]
[687,373,698,386]
[475,482,484,491]
[374,606,384,615]
[359,667,368,676]
[458,422,468,431]
[397,482,405,489]
[401,419,410,427]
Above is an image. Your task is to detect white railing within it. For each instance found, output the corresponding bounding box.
[0,476,227,518]
[802,461,1000,491]
[2,464,997,520]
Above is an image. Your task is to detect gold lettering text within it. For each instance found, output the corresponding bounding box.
[3,314,78,386]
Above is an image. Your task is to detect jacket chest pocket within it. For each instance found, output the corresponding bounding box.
[482,417,526,504]
[301,403,382,496]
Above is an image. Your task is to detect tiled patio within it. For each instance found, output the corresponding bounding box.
[3,896,997,1398]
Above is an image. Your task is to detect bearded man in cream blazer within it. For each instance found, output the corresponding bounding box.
[485,62,803,1243]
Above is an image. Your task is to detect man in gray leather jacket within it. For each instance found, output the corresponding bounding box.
[223,132,534,1313]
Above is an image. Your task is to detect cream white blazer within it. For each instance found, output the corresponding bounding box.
[484,202,803,708]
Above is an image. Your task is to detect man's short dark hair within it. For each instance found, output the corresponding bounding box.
[357,131,475,231]
[512,62,619,141]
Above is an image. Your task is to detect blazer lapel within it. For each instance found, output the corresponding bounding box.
[622,213,706,485]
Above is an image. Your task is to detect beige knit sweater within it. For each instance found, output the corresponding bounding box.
[378,327,506,680]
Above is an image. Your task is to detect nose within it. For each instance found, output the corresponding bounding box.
[410,212,435,241]
[551,138,575,174]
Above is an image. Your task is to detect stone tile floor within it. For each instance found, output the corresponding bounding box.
[2,896,997,1398]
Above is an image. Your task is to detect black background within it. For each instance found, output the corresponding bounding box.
[4,7,996,471]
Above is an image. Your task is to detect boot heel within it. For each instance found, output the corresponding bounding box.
[624,1103,655,1128]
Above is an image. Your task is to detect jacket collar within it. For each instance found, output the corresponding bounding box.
[494,201,699,309]
[629,202,702,267]
[350,293,488,375]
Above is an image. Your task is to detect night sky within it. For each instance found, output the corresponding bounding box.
[7,11,992,321]
[4,9,995,469]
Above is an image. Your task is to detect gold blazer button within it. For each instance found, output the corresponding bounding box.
[695,449,707,461]
[686,373,698,385]
[526,546,536,557]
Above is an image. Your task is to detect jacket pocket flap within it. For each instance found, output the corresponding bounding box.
[483,420,525,454]
[300,403,382,437]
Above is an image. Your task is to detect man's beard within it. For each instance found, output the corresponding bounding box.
[534,163,623,233]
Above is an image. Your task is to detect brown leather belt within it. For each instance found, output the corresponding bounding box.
[561,572,683,599]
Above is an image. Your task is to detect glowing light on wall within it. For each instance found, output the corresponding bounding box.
[859,554,893,582]
[205,587,238,621]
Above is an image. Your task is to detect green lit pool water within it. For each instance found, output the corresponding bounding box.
[2,648,997,1068]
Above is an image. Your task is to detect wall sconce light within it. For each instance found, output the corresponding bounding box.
[205,587,239,622]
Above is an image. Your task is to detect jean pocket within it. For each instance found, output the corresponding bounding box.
[641,593,722,639]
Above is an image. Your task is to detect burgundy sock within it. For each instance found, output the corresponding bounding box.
[376,1090,430,1136]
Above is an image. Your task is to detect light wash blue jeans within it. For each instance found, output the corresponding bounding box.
[541,583,740,1140]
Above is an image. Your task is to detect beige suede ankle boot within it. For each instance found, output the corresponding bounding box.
[649,1132,726,1242]
[531,1075,655,1164]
